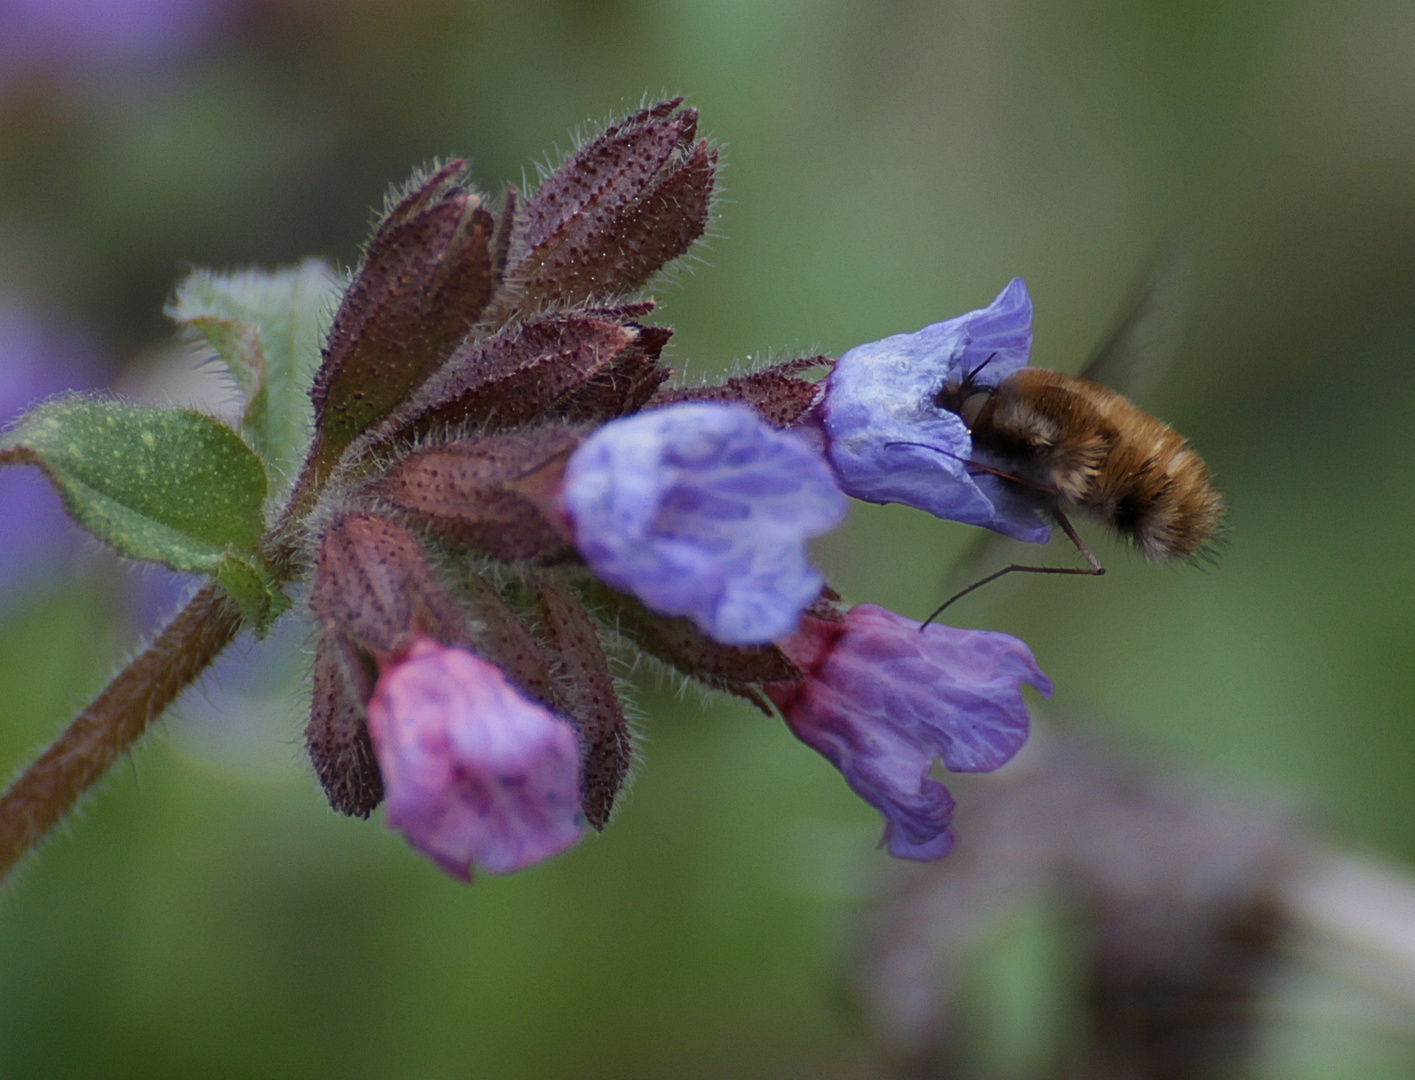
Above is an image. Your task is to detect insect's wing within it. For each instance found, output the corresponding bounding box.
[1078,247,1194,400]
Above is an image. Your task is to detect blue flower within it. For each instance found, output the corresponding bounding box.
[766,604,1051,859]
[819,278,1050,542]
[562,402,847,646]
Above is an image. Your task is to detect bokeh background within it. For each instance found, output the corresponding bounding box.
[4,1,1415,1076]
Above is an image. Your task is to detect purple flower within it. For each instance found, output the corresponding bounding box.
[819,278,1050,542]
[766,604,1051,860]
[0,296,199,620]
[562,402,847,646]
[0,296,106,598]
[366,638,584,881]
[0,0,234,87]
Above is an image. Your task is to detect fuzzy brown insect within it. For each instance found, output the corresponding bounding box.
[928,362,1224,619]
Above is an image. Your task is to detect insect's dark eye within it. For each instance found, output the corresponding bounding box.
[936,381,993,427]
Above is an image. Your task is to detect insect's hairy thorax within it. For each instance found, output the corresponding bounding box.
[970,369,1121,503]
[965,367,1221,561]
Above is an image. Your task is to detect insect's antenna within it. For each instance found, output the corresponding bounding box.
[962,351,999,385]
[921,509,1106,628]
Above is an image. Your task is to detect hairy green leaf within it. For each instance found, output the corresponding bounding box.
[1,396,270,577]
[214,553,292,634]
[167,259,343,499]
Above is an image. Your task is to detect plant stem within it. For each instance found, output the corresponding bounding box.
[0,582,241,883]
[1282,850,1415,1018]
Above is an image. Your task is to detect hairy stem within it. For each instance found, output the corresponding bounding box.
[0,582,242,883]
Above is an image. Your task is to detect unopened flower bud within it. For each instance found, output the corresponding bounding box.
[309,161,496,470]
[489,99,717,321]
[378,428,581,562]
[311,511,468,661]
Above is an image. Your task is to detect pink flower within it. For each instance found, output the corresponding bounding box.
[767,605,1050,860]
[366,638,584,881]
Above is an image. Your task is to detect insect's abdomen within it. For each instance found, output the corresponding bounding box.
[972,368,1223,561]
[1085,398,1223,561]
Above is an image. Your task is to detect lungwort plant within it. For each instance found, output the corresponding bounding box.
[0,100,1051,884]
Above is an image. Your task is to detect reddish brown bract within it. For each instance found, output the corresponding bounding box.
[378,429,581,561]
[535,577,632,829]
[652,356,830,428]
[308,629,382,818]
[310,162,496,474]
[298,102,828,831]
[489,99,716,320]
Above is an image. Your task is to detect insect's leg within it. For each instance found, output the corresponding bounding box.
[920,509,1106,628]
[879,441,1108,623]
[1052,507,1105,573]
[921,562,1105,626]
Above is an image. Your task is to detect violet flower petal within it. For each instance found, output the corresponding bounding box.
[0,296,106,597]
[820,278,1051,542]
[0,0,233,81]
[563,402,847,645]
[768,605,1051,860]
[366,639,584,881]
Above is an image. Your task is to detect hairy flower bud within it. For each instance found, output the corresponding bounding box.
[562,402,847,645]
[487,99,717,321]
[309,161,496,472]
[651,356,828,429]
[378,427,581,561]
[533,577,632,829]
[366,638,584,880]
[818,278,1050,541]
[383,314,671,444]
[310,511,468,660]
[766,605,1051,859]
[307,627,382,818]
[305,512,475,816]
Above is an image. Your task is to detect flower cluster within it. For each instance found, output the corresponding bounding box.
[0,98,1054,883]
[294,105,1053,879]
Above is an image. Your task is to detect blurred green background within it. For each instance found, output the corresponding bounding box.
[4,0,1415,1076]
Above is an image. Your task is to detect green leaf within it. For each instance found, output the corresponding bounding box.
[214,554,292,635]
[1,397,269,579]
[167,259,343,500]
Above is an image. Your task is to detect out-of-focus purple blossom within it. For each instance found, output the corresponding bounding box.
[562,402,847,646]
[818,278,1051,543]
[0,0,235,86]
[766,604,1051,860]
[0,295,105,598]
[366,637,584,882]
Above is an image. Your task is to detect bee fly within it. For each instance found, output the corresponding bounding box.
[924,263,1225,624]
